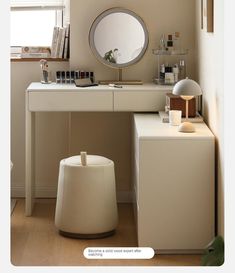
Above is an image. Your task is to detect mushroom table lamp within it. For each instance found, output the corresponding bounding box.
[173,78,202,133]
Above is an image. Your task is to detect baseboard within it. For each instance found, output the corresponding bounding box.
[11,185,133,203]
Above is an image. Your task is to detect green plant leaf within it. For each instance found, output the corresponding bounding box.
[201,236,224,266]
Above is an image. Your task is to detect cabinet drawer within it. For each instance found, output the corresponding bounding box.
[28,91,113,111]
[114,91,169,111]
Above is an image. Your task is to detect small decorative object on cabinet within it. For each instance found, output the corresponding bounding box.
[166,93,196,117]
[173,78,202,133]
[133,113,215,253]
[39,59,51,84]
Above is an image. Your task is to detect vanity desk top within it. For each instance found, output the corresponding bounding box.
[26,82,172,112]
[134,114,214,140]
[27,82,172,92]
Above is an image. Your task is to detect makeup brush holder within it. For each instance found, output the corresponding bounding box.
[40,70,52,84]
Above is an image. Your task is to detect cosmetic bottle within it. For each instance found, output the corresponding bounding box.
[56,71,61,83]
[70,71,75,83]
[165,72,174,85]
[61,71,65,83]
[90,71,94,83]
[173,32,181,51]
[80,71,85,79]
[167,34,174,51]
[86,71,90,78]
[159,34,166,51]
[165,64,172,73]
[179,60,186,80]
[75,71,79,79]
[173,64,179,83]
[164,64,174,85]
[160,63,165,83]
[66,71,71,83]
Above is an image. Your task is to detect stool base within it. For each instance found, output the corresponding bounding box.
[59,229,116,239]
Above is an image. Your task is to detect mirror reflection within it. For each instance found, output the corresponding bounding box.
[94,12,145,65]
[89,8,148,69]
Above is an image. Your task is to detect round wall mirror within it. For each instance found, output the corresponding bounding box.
[89,7,149,83]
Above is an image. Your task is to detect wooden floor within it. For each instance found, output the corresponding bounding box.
[11,199,202,266]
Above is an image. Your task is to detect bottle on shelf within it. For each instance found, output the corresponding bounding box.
[160,63,165,83]
[167,34,174,51]
[164,64,174,84]
[173,64,179,83]
[179,60,186,80]
[159,34,167,51]
[173,32,181,52]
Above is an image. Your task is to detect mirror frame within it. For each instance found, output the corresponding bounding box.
[89,7,149,69]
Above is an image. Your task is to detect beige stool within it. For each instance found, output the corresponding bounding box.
[55,152,118,238]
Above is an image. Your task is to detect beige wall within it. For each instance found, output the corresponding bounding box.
[69,0,196,198]
[11,0,196,201]
[70,0,196,81]
[11,62,70,197]
[195,0,224,236]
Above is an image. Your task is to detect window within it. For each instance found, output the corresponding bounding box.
[11,0,64,49]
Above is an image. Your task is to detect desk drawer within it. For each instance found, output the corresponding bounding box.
[28,91,113,111]
[114,91,169,111]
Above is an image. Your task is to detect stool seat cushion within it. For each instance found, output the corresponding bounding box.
[63,155,112,166]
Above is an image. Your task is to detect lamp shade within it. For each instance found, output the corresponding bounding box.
[173,78,202,96]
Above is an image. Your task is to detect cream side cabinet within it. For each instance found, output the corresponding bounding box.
[133,114,215,253]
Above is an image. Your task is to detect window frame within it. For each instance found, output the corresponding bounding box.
[10,1,65,59]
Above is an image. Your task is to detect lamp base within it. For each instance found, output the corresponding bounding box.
[178,121,195,133]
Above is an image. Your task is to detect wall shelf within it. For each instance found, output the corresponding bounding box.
[152,49,189,55]
[11,57,69,62]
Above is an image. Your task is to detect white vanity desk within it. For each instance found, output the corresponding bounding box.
[25,82,172,216]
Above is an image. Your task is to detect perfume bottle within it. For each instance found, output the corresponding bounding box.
[160,64,165,84]
[179,60,186,80]
[173,32,181,51]
[90,71,94,83]
[159,34,166,51]
[164,64,174,85]
[173,64,179,83]
[167,34,174,51]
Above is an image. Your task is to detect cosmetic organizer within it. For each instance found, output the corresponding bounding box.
[152,49,188,85]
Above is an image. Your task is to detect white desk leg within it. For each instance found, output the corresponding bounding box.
[25,94,35,216]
